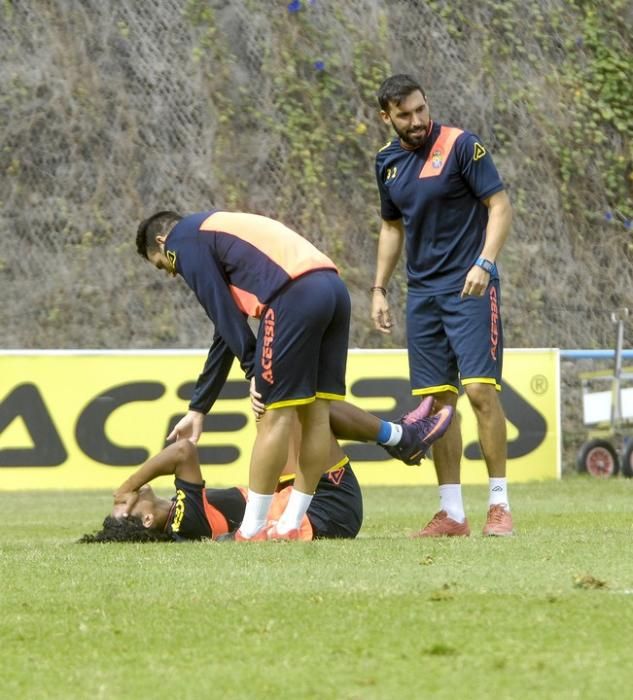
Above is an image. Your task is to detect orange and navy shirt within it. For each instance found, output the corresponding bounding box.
[375,121,504,295]
[165,210,337,413]
[165,478,247,541]
[164,477,316,541]
[164,463,356,541]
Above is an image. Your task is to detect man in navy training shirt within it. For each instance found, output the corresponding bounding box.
[370,74,514,537]
[136,209,453,541]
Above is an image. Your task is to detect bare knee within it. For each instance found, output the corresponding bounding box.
[464,383,501,416]
[298,398,330,429]
[259,406,296,430]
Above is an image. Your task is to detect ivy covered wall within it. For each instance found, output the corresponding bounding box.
[1,0,631,350]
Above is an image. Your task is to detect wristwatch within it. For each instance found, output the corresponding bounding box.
[475,257,496,274]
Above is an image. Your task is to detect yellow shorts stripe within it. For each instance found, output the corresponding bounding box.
[266,396,316,410]
[412,384,458,396]
[278,455,350,485]
[315,391,346,401]
[461,377,501,391]
[267,392,346,410]
[325,455,350,472]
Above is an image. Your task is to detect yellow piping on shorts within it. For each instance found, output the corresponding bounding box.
[315,391,345,401]
[461,377,501,391]
[278,455,350,486]
[266,396,316,410]
[412,384,458,396]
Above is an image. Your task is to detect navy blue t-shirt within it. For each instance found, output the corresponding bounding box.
[375,121,504,295]
[164,210,337,413]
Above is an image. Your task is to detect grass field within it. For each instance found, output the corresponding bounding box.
[1,477,633,700]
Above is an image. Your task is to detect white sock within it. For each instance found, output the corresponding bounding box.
[239,490,273,538]
[378,421,403,446]
[276,488,313,534]
[439,484,466,523]
[385,423,403,446]
[489,478,509,509]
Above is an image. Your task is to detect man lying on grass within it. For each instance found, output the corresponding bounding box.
[80,425,361,543]
[80,397,453,543]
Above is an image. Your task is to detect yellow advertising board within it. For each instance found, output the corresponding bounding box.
[0,349,560,490]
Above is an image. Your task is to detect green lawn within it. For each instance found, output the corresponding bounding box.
[1,478,632,700]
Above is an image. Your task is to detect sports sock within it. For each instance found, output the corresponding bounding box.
[377,420,403,446]
[439,483,466,523]
[488,478,510,509]
[276,488,313,534]
[239,490,273,538]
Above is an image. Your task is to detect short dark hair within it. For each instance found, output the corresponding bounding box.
[136,210,182,259]
[78,515,173,543]
[377,74,426,111]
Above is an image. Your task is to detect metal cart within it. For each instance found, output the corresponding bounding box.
[576,308,633,477]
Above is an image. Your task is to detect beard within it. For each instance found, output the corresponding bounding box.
[394,122,430,149]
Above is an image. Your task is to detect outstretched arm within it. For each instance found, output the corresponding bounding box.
[167,333,236,443]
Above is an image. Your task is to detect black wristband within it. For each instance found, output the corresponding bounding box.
[370,286,387,295]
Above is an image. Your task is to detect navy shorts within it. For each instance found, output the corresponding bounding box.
[254,269,351,408]
[306,463,363,539]
[406,281,503,394]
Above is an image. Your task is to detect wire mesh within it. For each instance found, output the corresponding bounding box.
[1,0,631,351]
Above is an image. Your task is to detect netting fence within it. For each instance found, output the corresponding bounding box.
[2,0,632,469]
[2,0,631,352]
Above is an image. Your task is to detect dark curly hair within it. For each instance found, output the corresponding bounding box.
[78,515,174,543]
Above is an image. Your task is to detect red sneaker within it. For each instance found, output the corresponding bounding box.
[411,510,471,538]
[266,522,300,540]
[482,504,514,536]
[233,526,270,542]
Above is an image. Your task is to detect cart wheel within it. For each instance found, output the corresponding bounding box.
[576,439,620,478]
[621,440,633,478]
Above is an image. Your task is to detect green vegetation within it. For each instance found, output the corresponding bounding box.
[2,478,633,699]
[553,1,632,222]
[0,2,630,469]
[186,0,392,279]
[2,0,630,349]
[427,0,632,227]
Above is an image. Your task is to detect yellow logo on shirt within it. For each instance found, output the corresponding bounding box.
[171,489,186,532]
[473,143,487,161]
[166,250,177,274]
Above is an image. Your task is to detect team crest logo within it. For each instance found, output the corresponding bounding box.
[473,142,487,161]
[431,149,443,169]
[166,250,177,274]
